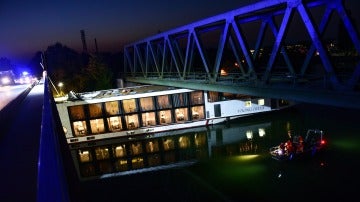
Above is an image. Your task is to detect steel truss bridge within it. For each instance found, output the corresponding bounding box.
[123,0,360,109]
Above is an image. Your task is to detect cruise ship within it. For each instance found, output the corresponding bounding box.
[55,85,294,144]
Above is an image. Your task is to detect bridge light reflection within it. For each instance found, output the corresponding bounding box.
[246,130,253,140]
[236,154,259,161]
[258,128,266,137]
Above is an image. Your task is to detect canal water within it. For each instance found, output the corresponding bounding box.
[67,103,360,202]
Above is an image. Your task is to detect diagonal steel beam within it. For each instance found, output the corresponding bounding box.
[213,21,229,81]
[297,2,340,89]
[232,19,256,77]
[262,6,294,82]
[268,18,295,75]
[300,5,333,76]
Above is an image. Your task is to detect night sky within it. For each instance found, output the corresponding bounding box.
[0,0,359,68]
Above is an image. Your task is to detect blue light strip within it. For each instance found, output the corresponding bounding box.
[37,76,70,202]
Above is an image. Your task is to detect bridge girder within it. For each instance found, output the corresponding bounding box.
[123,0,360,108]
[125,77,360,110]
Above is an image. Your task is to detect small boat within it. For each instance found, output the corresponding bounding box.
[269,129,326,161]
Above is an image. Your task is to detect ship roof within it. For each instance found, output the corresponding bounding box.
[55,85,194,104]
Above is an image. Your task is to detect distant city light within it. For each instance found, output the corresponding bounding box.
[220,69,228,76]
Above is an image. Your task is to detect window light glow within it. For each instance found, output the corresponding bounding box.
[246,130,253,140]
[258,128,266,137]
[258,99,265,105]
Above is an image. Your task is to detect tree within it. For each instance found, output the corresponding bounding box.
[44,42,83,83]
[32,42,121,94]
[82,56,114,91]
[27,51,44,77]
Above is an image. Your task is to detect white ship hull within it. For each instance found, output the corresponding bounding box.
[55,85,294,144]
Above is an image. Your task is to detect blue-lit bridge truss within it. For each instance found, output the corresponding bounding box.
[123,0,360,109]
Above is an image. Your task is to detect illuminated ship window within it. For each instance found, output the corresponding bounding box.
[95,147,109,160]
[114,145,127,158]
[88,103,103,118]
[190,91,204,105]
[207,91,219,102]
[105,101,120,115]
[175,108,188,122]
[107,116,122,131]
[191,106,204,120]
[73,121,87,136]
[158,110,172,124]
[90,119,105,134]
[78,150,92,163]
[69,105,85,120]
[258,99,265,106]
[125,114,139,129]
[157,95,172,109]
[123,99,137,113]
[141,112,156,126]
[222,92,235,100]
[139,97,154,111]
[245,101,252,107]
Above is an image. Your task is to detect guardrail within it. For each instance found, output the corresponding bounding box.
[36,77,70,202]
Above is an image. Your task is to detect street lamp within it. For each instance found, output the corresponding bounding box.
[58,82,64,96]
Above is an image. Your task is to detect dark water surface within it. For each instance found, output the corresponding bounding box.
[67,103,360,202]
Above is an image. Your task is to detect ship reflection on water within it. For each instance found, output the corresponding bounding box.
[69,121,271,181]
[68,104,360,202]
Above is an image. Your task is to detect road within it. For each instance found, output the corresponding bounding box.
[0,84,44,202]
[0,84,31,111]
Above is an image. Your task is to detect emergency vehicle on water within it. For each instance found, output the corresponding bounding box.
[269,129,327,161]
